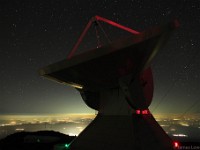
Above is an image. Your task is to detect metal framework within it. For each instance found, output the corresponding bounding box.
[67,15,140,59]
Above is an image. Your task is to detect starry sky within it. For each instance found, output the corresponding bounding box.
[0,0,200,115]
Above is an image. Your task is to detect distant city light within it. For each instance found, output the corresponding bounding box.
[0,114,199,142]
[160,125,169,127]
[76,127,83,132]
[69,133,77,136]
[15,128,24,131]
[10,121,17,125]
[179,122,189,127]
[172,134,188,137]
[170,128,176,131]
[173,118,180,121]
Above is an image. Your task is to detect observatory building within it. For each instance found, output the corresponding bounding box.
[39,16,179,150]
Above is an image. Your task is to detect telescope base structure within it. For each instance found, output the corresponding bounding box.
[69,89,174,150]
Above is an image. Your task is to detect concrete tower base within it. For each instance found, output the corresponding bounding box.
[69,89,173,150]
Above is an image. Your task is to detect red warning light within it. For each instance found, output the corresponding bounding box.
[135,109,149,115]
[142,110,148,114]
[173,141,179,149]
[136,110,141,114]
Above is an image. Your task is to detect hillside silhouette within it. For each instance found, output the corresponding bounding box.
[0,130,75,150]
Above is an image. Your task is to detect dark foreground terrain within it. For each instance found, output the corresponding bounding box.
[0,131,75,150]
[0,131,200,150]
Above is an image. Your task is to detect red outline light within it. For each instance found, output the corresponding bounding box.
[67,15,140,59]
[95,16,140,35]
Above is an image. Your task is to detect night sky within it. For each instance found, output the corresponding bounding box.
[1,0,200,115]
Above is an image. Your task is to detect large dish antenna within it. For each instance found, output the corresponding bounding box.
[39,16,179,150]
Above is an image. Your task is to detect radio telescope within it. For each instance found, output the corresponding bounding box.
[39,16,179,150]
